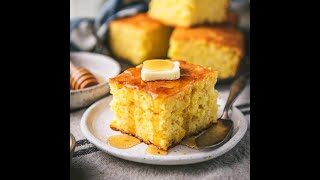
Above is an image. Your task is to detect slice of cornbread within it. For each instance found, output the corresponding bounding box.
[168,27,244,79]
[109,60,219,150]
[148,0,229,27]
[108,13,172,65]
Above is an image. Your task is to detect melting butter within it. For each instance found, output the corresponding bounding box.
[141,60,180,82]
[143,60,174,71]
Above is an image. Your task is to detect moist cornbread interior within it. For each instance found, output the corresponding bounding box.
[108,60,219,150]
[168,27,244,79]
[148,0,229,27]
[108,13,172,65]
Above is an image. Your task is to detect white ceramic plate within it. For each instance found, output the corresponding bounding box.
[81,96,248,165]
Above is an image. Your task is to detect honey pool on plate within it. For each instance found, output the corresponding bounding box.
[106,124,229,155]
[107,134,141,149]
[146,145,167,155]
[107,134,169,155]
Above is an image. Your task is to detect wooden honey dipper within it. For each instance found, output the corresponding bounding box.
[70,62,99,90]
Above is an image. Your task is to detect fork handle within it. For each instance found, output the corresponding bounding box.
[221,72,250,119]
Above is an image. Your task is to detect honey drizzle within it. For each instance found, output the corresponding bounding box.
[180,121,232,149]
[143,60,174,71]
[146,145,167,155]
[107,134,141,149]
[180,137,198,149]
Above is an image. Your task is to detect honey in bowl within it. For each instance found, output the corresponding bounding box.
[70,73,104,90]
[107,134,141,149]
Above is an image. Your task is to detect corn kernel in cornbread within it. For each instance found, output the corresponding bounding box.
[108,13,172,65]
[148,0,229,27]
[109,60,219,150]
[168,27,244,79]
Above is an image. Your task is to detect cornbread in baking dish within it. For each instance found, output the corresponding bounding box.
[108,60,219,150]
[148,0,229,27]
[168,27,244,79]
[108,13,172,65]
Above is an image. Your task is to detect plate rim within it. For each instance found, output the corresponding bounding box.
[80,95,248,165]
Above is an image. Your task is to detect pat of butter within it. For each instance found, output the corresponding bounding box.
[141,60,180,81]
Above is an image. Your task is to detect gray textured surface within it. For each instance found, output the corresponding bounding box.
[70,83,250,180]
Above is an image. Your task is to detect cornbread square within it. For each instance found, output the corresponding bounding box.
[168,27,244,79]
[109,60,219,150]
[108,13,172,65]
[148,0,229,27]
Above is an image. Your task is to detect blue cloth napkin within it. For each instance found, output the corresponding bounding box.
[70,0,148,52]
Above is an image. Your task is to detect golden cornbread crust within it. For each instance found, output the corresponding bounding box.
[109,60,218,99]
[148,0,229,27]
[147,10,237,29]
[169,27,244,79]
[109,13,165,31]
[171,27,244,57]
[155,10,238,28]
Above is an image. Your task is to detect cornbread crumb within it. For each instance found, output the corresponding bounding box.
[168,26,244,79]
[108,13,172,65]
[109,60,219,150]
[148,0,229,27]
